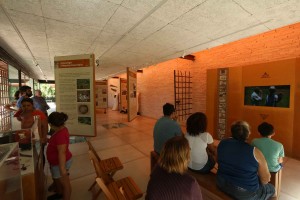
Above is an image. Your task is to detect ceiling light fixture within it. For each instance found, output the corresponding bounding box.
[180,54,195,61]
[182,50,186,58]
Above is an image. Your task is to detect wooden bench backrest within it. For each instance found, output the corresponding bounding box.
[88,150,113,184]
[86,140,101,161]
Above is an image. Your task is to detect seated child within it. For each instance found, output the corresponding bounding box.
[251,122,284,172]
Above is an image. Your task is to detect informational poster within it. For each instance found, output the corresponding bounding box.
[54,54,96,136]
[217,68,228,139]
[127,67,137,122]
[95,81,108,109]
[120,78,127,111]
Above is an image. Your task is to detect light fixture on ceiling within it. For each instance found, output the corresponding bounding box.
[182,50,186,58]
[180,50,195,61]
[180,54,195,61]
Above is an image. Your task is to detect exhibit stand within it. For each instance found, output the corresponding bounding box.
[54,54,96,137]
[95,80,108,113]
[0,117,46,200]
[127,68,137,122]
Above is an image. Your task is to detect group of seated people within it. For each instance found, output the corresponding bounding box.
[147,103,284,200]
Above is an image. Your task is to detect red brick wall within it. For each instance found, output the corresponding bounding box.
[137,22,300,120]
[137,59,194,119]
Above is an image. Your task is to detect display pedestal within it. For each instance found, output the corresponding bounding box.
[20,141,46,200]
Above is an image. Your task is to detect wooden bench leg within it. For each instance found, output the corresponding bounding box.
[270,170,282,198]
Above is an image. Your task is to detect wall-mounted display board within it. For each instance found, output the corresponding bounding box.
[217,68,228,140]
[54,54,96,137]
[120,78,127,111]
[207,58,300,158]
[95,81,108,112]
[127,68,137,122]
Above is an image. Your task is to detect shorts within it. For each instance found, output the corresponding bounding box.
[50,159,72,179]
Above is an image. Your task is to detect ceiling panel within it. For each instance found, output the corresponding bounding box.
[0,0,299,80]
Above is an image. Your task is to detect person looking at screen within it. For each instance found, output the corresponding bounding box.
[185,112,217,174]
[146,136,203,200]
[217,121,275,200]
[153,103,182,154]
[252,122,284,172]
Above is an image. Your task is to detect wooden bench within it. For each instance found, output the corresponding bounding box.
[151,150,280,199]
[89,150,143,200]
[187,171,232,200]
[86,140,124,196]
[188,170,280,200]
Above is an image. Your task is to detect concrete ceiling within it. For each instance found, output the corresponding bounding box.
[0,0,299,81]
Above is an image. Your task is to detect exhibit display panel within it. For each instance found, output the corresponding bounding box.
[95,81,108,111]
[54,54,96,136]
[120,78,127,111]
[127,68,137,122]
[206,58,299,157]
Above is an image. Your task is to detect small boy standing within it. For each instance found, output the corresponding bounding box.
[252,122,284,172]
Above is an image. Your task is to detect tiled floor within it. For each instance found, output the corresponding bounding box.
[46,110,300,200]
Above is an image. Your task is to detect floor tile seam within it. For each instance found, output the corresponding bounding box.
[69,172,96,182]
[109,127,153,136]
[102,132,150,159]
[125,142,151,159]
[70,144,134,157]
[279,190,299,199]
[93,143,135,153]
[108,132,151,151]
[121,154,148,165]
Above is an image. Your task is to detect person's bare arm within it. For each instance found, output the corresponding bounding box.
[255,148,270,184]
[4,103,18,112]
[58,144,68,175]
[207,143,216,156]
[278,157,284,164]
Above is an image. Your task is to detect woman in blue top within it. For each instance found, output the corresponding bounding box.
[217,121,275,200]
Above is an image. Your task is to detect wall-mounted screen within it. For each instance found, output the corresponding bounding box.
[244,85,290,108]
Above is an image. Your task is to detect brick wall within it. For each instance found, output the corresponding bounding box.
[133,22,300,120]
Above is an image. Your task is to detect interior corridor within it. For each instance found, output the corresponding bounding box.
[46,109,300,200]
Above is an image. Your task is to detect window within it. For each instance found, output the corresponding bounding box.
[0,61,10,131]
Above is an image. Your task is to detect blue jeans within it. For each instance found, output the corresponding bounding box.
[50,159,72,179]
[216,176,275,200]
